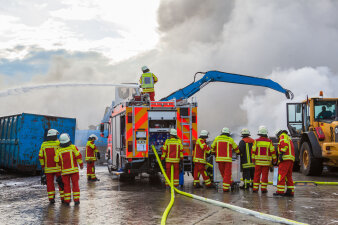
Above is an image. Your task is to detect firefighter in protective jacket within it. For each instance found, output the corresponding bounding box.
[139,66,158,101]
[211,127,240,192]
[238,128,255,189]
[273,130,295,197]
[39,129,64,203]
[193,130,213,188]
[252,126,277,193]
[86,134,100,181]
[55,133,83,205]
[161,129,183,187]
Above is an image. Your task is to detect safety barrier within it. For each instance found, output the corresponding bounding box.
[151,145,308,225]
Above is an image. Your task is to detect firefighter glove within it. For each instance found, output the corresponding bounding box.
[96,152,101,160]
[41,174,46,185]
[279,154,284,163]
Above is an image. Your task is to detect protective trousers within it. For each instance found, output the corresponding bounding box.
[142,91,155,101]
[87,161,96,179]
[46,172,64,201]
[253,165,269,192]
[277,160,294,195]
[242,167,255,189]
[193,162,211,187]
[218,162,232,191]
[62,173,80,203]
[165,162,179,187]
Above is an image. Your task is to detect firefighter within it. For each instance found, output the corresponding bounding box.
[55,133,83,205]
[273,129,295,197]
[252,126,277,193]
[161,129,183,187]
[38,129,64,204]
[193,130,213,188]
[238,128,255,189]
[211,127,239,192]
[86,134,100,181]
[139,66,158,101]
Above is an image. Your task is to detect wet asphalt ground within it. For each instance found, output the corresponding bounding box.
[0,166,337,225]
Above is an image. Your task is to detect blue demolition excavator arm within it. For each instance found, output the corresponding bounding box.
[160,70,294,101]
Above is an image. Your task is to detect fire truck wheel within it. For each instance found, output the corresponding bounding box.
[120,174,136,183]
[300,142,323,176]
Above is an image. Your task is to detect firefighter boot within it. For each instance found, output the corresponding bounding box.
[283,189,294,197]
[273,192,284,197]
[75,201,80,205]
[194,183,202,188]
[91,177,100,181]
[206,183,215,189]
[49,199,55,204]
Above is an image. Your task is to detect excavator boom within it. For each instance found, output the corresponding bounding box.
[161,71,293,101]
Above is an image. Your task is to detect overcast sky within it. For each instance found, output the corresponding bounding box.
[1,0,338,134]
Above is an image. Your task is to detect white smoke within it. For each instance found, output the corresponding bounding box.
[240,67,338,137]
[1,0,338,131]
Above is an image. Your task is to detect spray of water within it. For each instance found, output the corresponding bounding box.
[0,83,139,97]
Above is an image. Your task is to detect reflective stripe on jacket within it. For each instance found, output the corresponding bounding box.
[55,144,83,175]
[252,137,276,166]
[211,135,239,163]
[85,141,98,161]
[139,72,158,92]
[238,137,255,168]
[161,137,183,163]
[39,140,60,173]
[278,133,295,162]
[193,138,210,164]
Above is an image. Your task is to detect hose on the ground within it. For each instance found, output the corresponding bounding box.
[151,145,308,225]
[161,164,175,225]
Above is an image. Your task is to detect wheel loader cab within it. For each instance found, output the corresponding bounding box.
[287,98,338,175]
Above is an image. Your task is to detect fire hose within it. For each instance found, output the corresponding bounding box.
[152,145,308,225]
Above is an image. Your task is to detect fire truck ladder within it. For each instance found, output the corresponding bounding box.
[180,106,193,172]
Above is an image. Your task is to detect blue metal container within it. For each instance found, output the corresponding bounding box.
[0,113,76,173]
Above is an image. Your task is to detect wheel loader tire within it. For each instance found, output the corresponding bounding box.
[300,142,323,176]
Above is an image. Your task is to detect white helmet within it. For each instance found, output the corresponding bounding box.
[89,134,98,140]
[170,129,177,136]
[240,128,250,136]
[47,129,59,137]
[141,66,149,72]
[258,126,268,135]
[221,127,230,134]
[200,130,209,138]
[59,133,71,144]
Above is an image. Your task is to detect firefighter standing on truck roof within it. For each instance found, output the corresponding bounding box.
[139,66,158,101]
[252,126,277,193]
[39,129,64,204]
[55,133,83,206]
[211,127,239,192]
[273,129,295,197]
[238,128,255,189]
[161,129,183,187]
[86,134,100,182]
[193,130,213,188]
